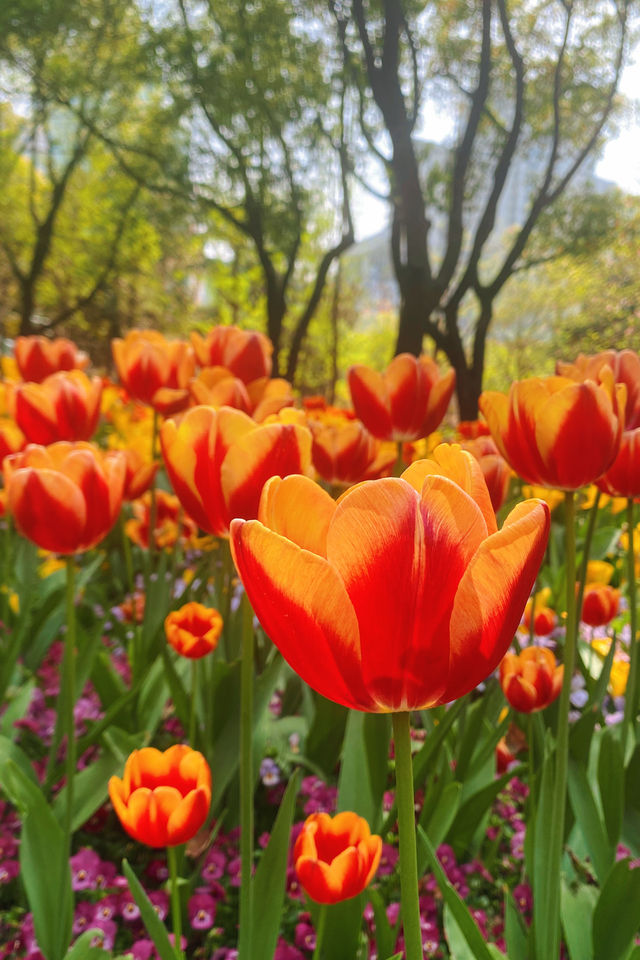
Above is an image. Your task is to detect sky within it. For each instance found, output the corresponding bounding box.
[353,49,640,241]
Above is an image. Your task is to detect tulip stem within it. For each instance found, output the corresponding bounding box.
[119,511,135,595]
[394,441,405,478]
[392,711,423,960]
[312,904,327,960]
[538,490,576,960]
[238,591,254,959]
[148,410,159,566]
[576,489,601,620]
[623,498,638,748]
[167,844,184,960]
[63,556,77,849]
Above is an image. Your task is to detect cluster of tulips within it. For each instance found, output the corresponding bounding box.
[0,328,639,960]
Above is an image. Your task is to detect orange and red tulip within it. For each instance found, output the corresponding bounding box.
[112,331,194,413]
[15,370,102,444]
[191,325,273,383]
[108,744,212,848]
[230,444,550,712]
[523,599,557,637]
[125,489,197,551]
[581,583,620,627]
[557,349,640,431]
[293,812,382,904]
[310,418,395,486]
[165,602,223,659]
[597,427,640,498]
[160,405,312,538]
[14,336,89,383]
[499,647,564,713]
[0,418,26,465]
[4,442,125,554]
[347,354,456,442]
[120,448,160,501]
[190,367,294,423]
[461,435,512,512]
[479,371,626,490]
[457,419,491,440]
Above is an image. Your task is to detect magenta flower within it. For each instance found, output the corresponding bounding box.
[188,892,217,930]
[70,848,102,890]
[0,860,19,884]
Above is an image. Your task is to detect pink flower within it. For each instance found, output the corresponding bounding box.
[188,892,217,930]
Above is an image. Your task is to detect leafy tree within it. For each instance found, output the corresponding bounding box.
[333,0,632,416]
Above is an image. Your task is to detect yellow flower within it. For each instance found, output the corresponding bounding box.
[38,554,67,578]
[522,485,564,512]
[8,592,19,615]
[585,560,614,585]
[609,660,629,698]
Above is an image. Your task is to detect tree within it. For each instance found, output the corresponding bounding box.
[333,0,632,416]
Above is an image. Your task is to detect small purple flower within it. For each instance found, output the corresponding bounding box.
[70,848,102,890]
[93,894,119,922]
[72,902,96,936]
[260,758,281,787]
[294,921,316,951]
[513,882,533,914]
[119,890,141,922]
[201,847,226,882]
[148,890,169,921]
[0,831,18,860]
[0,860,19,884]
[89,918,117,950]
[188,892,217,930]
[146,859,169,883]
[377,843,399,876]
[273,938,306,960]
[227,855,242,887]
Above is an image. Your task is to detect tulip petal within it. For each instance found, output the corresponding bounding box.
[230,519,375,710]
[258,474,335,556]
[441,499,550,703]
[167,787,210,846]
[7,468,86,554]
[347,366,392,440]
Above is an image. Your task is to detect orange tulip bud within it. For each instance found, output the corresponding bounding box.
[15,336,89,382]
[165,602,223,659]
[348,354,456,442]
[597,427,640,498]
[4,442,125,554]
[120,448,160,501]
[557,349,640,431]
[191,325,273,383]
[160,405,312,538]
[112,331,194,412]
[0,417,26,465]
[523,600,557,637]
[581,583,620,627]
[15,371,102,444]
[108,744,212,848]
[499,647,563,713]
[125,489,197,551]
[231,444,550,712]
[294,812,382,904]
[479,370,626,490]
[310,418,395,486]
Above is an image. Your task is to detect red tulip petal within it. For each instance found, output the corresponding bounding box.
[258,474,335,556]
[347,366,392,440]
[7,468,86,554]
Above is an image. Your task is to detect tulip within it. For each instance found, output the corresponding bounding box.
[4,442,125,554]
[294,811,382,904]
[499,647,564,713]
[160,405,313,537]
[0,418,26,465]
[119,448,160,501]
[309,418,395,486]
[479,370,626,490]
[461,435,512,512]
[230,443,550,712]
[165,602,223,659]
[597,427,640,498]
[191,325,273,383]
[112,331,194,413]
[581,583,620,627]
[457,419,491,439]
[190,368,294,422]
[557,349,640,430]
[347,354,456,442]
[14,335,88,382]
[125,489,197,551]
[523,599,557,637]
[15,370,102,444]
[108,744,212,848]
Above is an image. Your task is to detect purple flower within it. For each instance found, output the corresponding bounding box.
[273,938,306,960]
[188,892,217,930]
[119,890,141,922]
[93,895,119,922]
[88,918,117,950]
[0,831,18,860]
[148,890,169,921]
[260,758,281,787]
[211,950,239,960]
[377,843,399,876]
[294,921,316,951]
[227,855,242,887]
[513,882,533,914]
[0,860,19,884]
[201,847,226,882]
[146,858,169,883]
[70,848,102,890]
[72,902,96,936]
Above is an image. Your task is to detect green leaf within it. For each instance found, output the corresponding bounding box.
[592,858,640,960]
[1,760,73,960]
[337,711,390,832]
[63,928,113,959]
[122,859,176,960]
[305,692,348,779]
[53,748,122,832]
[530,742,557,960]
[448,768,522,857]
[567,758,613,884]
[369,887,397,960]
[504,888,529,960]
[0,680,36,739]
[561,880,596,960]
[137,655,170,737]
[597,728,624,848]
[320,894,365,960]
[0,734,39,785]
[249,771,300,960]
[417,782,461,873]
[418,826,494,960]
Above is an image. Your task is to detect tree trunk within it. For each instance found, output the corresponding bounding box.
[266,276,286,376]
[395,273,427,356]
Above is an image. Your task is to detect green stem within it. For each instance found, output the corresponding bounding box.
[167,844,184,960]
[623,498,638,747]
[576,489,601,619]
[394,441,405,478]
[119,511,135,595]
[539,490,576,960]
[528,713,536,812]
[63,557,77,850]
[392,711,423,960]
[312,903,327,960]
[147,410,159,569]
[238,592,254,959]
[189,659,198,747]
[220,537,234,662]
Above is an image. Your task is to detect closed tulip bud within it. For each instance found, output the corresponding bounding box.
[15,336,89,382]
[597,427,640,498]
[500,647,564,713]
[581,583,620,627]
[480,369,626,490]
[294,812,382,904]
[4,442,125,554]
[557,349,640,431]
[165,602,223,659]
[112,331,194,413]
[15,370,102,444]
[191,325,273,383]
[310,418,395,485]
[523,600,557,637]
[108,745,212,848]
[348,354,456,442]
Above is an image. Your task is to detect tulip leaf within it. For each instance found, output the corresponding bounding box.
[567,758,613,885]
[319,893,365,960]
[417,782,461,873]
[305,692,349,778]
[160,647,191,733]
[53,747,123,832]
[122,859,176,960]
[337,711,390,833]
[597,728,624,848]
[369,887,397,960]
[418,826,494,960]
[248,770,300,960]
[530,741,556,960]
[448,768,523,857]
[137,655,170,737]
[1,759,73,960]
[560,880,596,960]
[587,637,617,710]
[592,858,640,960]
[63,929,113,959]
[504,888,529,960]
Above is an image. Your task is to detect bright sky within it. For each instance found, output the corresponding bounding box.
[354,51,640,241]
